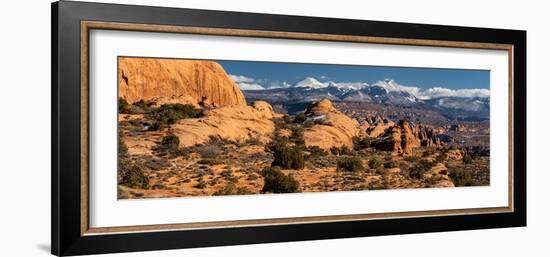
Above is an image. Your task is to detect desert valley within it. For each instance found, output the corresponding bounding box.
[117,57,490,199]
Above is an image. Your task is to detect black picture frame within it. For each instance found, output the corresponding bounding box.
[51,1,526,256]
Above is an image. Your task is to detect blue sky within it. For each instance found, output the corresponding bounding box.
[218,60,489,90]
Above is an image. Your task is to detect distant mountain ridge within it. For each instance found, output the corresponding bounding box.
[240,77,490,121]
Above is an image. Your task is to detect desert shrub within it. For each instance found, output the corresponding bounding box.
[330,145,353,156]
[340,145,353,155]
[226,139,243,146]
[289,127,306,147]
[261,167,300,193]
[156,134,188,157]
[195,180,207,189]
[368,157,383,169]
[119,98,154,114]
[160,134,179,151]
[213,183,253,196]
[220,169,236,183]
[303,117,329,128]
[247,173,259,181]
[118,158,130,183]
[119,160,149,189]
[269,142,305,170]
[308,145,328,156]
[133,99,154,111]
[213,183,236,196]
[433,153,447,164]
[420,159,437,168]
[118,98,130,113]
[375,167,388,176]
[149,121,166,131]
[206,135,224,145]
[148,103,202,130]
[293,112,306,123]
[205,135,240,147]
[152,183,167,190]
[236,187,253,195]
[197,158,223,165]
[449,168,474,187]
[269,132,286,148]
[383,160,398,168]
[409,159,433,179]
[314,119,330,126]
[118,133,128,157]
[195,144,220,158]
[403,156,420,163]
[463,153,473,164]
[140,156,171,171]
[245,136,262,145]
[426,174,446,185]
[156,103,202,120]
[352,136,373,150]
[273,117,288,130]
[337,156,364,173]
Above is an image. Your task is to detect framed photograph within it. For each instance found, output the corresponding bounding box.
[52,1,526,256]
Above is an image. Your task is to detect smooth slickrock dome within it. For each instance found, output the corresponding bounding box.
[118,57,247,107]
[170,100,276,147]
[302,99,360,150]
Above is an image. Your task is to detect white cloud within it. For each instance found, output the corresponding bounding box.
[417,87,490,99]
[228,74,255,83]
[268,81,292,89]
[372,79,489,99]
[236,82,265,91]
[229,74,265,90]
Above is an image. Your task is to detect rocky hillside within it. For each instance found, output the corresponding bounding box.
[119,57,246,107]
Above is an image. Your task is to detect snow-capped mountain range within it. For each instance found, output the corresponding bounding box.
[237,76,489,100]
[237,77,490,121]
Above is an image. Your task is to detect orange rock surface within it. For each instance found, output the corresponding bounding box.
[118,57,246,107]
[302,99,360,150]
[170,101,276,147]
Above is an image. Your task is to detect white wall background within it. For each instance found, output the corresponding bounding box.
[0,0,547,256]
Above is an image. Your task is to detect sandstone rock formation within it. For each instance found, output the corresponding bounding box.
[445,148,464,160]
[373,120,441,155]
[302,99,360,150]
[118,57,246,107]
[365,116,395,138]
[170,101,276,147]
[423,163,455,188]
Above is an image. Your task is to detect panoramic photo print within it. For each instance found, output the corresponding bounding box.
[117,57,491,199]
